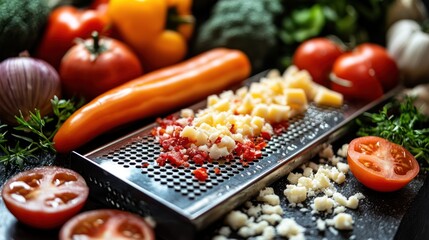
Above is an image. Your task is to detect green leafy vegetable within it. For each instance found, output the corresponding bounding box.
[0,96,83,166]
[356,96,429,167]
[0,0,50,61]
[279,4,325,45]
[193,0,283,72]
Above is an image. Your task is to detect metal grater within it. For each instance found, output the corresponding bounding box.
[69,72,401,240]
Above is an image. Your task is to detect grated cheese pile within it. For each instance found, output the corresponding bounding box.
[212,144,365,239]
[151,66,344,173]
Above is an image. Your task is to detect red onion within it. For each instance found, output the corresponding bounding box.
[0,57,61,125]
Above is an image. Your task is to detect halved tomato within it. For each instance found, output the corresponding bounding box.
[59,209,155,240]
[1,166,89,229]
[347,136,419,192]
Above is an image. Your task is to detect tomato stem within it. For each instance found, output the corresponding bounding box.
[85,31,107,62]
[92,31,100,52]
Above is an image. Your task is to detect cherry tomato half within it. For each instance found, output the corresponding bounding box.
[330,43,399,102]
[293,38,344,87]
[1,166,89,229]
[347,136,419,192]
[59,209,155,240]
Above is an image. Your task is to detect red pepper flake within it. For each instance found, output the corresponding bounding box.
[156,151,189,168]
[142,162,150,168]
[235,140,263,163]
[214,136,222,144]
[193,167,208,181]
[214,167,221,175]
[272,121,289,135]
[260,131,271,141]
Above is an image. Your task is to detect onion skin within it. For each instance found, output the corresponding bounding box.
[0,57,61,125]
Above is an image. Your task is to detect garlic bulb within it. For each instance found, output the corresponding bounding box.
[0,57,61,125]
[386,0,428,28]
[387,19,429,87]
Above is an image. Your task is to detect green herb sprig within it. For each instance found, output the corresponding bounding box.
[356,96,429,166]
[0,96,83,166]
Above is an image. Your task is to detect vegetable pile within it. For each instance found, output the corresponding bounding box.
[1,0,429,239]
[0,0,197,167]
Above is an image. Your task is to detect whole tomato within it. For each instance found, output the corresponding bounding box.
[60,32,143,100]
[330,43,399,102]
[293,38,344,87]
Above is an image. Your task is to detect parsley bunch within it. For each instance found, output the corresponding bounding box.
[356,96,429,166]
[0,96,82,166]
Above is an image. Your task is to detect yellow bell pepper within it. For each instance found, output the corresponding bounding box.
[108,0,194,71]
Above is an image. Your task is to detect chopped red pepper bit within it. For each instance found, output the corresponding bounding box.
[193,167,208,181]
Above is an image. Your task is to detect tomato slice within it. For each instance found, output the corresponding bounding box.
[347,136,419,192]
[59,209,155,240]
[1,166,89,229]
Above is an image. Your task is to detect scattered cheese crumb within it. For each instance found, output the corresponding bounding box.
[284,185,307,204]
[337,144,349,158]
[276,218,306,239]
[331,213,354,230]
[261,204,284,215]
[313,196,335,213]
[316,218,327,231]
[224,211,248,230]
[319,144,334,159]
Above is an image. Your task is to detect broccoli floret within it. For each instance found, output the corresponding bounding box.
[0,0,50,60]
[193,0,283,72]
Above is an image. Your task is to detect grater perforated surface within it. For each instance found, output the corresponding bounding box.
[69,71,401,240]
[95,104,341,201]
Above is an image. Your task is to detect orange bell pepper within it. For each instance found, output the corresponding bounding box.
[53,48,251,153]
[108,0,194,71]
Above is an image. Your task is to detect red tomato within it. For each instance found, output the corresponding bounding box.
[331,43,399,102]
[293,38,344,87]
[347,136,419,192]
[59,209,155,240]
[1,166,89,229]
[60,32,143,100]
